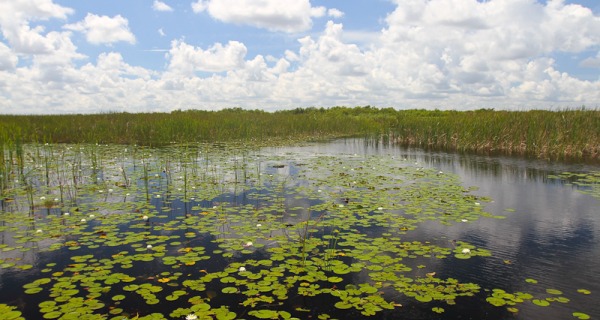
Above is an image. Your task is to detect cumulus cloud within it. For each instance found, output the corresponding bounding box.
[0,0,73,24]
[1,0,600,114]
[0,0,73,54]
[64,13,136,45]
[152,0,173,12]
[374,0,600,101]
[327,8,344,19]
[166,40,247,75]
[0,42,18,71]
[191,0,326,33]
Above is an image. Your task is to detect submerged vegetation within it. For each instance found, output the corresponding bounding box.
[0,107,599,161]
[0,142,596,319]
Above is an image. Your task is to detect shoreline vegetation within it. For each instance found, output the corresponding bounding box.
[0,107,598,161]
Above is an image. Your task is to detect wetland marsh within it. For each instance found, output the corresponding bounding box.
[0,138,598,319]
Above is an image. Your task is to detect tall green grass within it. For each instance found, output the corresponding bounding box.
[0,107,598,161]
[389,108,599,160]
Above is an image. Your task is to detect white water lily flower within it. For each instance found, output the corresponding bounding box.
[474,202,480,206]
[256,224,262,228]
[89,214,95,218]
[238,267,246,272]
[147,244,153,249]
[378,207,384,211]
[142,215,149,220]
[63,212,70,216]
[108,189,113,193]
[244,241,253,247]
[81,218,86,222]
[40,196,46,200]
[462,248,471,254]
[317,189,322,193]
[461,219,468,222]
[186,314,198,320]
[36,229,42,233]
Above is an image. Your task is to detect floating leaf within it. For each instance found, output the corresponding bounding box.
[432,307,444,313]
[525,278,538,284]
[112,295,126,301]
[334,301,353,309]
[222,287,238,294]
[248,310,279,319]
[327,276,343,283]
[532,299,550,307]
[486,297,506,307]
[573,312,591,319]
[546,288,563,295]
[577,289,591,295]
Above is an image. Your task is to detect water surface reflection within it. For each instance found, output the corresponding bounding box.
[267,138,600,319]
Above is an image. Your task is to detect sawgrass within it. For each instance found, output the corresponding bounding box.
[0,107,598,160]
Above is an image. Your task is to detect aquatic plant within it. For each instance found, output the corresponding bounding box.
[0,142,596,319]
[1,107,598,160]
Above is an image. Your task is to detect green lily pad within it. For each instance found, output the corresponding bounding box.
[222,287,238,294]
[573,312,591,319]
[532,299,550,307]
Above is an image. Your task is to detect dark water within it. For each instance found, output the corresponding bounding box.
[263,138,600,319]
[1,139,599,319]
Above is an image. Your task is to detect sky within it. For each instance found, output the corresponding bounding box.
[0,0,599,114]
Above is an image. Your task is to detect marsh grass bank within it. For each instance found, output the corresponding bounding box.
[0,107,598,160]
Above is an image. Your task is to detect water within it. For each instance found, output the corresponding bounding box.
[264,138,600,319]
[0,139,599,319]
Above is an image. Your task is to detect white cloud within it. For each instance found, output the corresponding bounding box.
[372,0,600,102]
[152,0,173,12]
[0,0,73,54]
[0,42,18,71]
[191,0,208,13]
[327,8,344,19]
[1,0,600,114]
[64,13,136,45]
[310,6,326,18]
[166,40,247,75]
[191,0,326,33]
[158,28,165,37]
[0,0,73,23]
[94,52,154,80]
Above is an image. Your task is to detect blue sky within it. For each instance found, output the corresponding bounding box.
[0,0,599,114]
